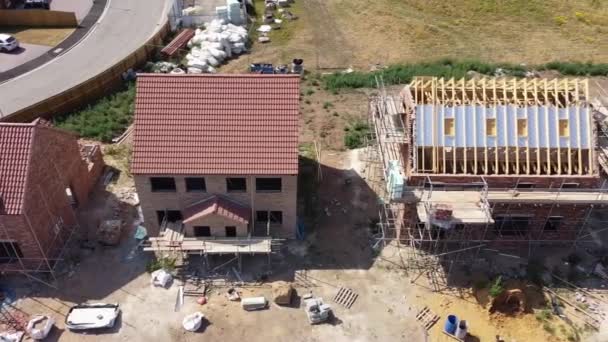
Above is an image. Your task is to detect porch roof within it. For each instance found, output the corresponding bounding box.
[182,195,250,225]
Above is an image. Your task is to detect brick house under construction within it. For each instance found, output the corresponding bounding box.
[0,119,104,277]
[133,74,300,264]
[369,77,608,259]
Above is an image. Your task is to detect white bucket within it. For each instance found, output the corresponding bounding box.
[455,320,467,339]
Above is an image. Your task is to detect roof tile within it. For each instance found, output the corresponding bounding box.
[132,74,300,175]
[0,124,35,215]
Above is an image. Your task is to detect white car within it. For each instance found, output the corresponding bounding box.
[0,34,19,53]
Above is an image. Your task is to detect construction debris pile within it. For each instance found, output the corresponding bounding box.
[257,0,298,43]
[185,19,248,73]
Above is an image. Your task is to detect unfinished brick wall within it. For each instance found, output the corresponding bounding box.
[488,202,601,242]
[80,144,105,194]
[135,174,298,238]
[0,215,41,271]
[0,128,103,272]
[408,174,601,189]
[398,201,603,247]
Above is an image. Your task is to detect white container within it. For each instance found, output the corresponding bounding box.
[241,297,268,311]
[455,320,467,339]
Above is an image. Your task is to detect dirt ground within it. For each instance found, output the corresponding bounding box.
[2,147,430,342]
[4,146,605,341]
[223,0,608,72]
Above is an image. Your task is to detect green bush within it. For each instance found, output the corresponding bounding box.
[344,120,372,149]
[489,276,504,298]
[55,83,136,142]
[146,256,177,273]
[542,62,608,76]
[535,309,553,321]
[323,60,608,91]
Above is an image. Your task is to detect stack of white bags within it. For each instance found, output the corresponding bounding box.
[185,19,248,74]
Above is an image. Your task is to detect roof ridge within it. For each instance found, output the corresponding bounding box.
[0,122,37,127]
[136,73,301,78]
[19,122,37,215]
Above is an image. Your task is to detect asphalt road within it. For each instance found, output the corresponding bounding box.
[0,44,51,73]
[0,0,169,119]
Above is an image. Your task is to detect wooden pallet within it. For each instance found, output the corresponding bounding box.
[333,287,358,309]
[416,306,439,331]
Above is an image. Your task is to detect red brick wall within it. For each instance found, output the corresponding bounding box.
[80,144,105,195]
[0,215,39,268]
[398,202,603,246]
[0,128,104,272]
[408,174,601,189]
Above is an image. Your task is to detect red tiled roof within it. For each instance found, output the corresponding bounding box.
[183,195,250,224]
[0,124,36,215]
[132,74,300,175]
[161,29,195,58]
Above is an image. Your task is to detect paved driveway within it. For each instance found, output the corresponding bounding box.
[0,43,52,73]
[0,0,170,119]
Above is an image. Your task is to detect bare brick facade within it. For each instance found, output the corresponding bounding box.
[135,175,297,238]
[0,122,104,272]
[131,74,300,242]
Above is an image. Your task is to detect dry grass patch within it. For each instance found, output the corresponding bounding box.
[0,26,74,46]
[224,0,608,71]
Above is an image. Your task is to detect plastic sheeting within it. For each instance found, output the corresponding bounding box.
[416,104,592,149]
[386,160,404,200]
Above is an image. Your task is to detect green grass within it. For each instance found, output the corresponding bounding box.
[344,119,372,149]
[489,276,504,298]
[55,83,135,142]
[146,256,177,273]
[535,309,553,321]
[323,59,608,91]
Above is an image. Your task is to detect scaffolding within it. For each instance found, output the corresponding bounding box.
[0,138,89,289]
[143,218,281,273]
[368,76,608,292]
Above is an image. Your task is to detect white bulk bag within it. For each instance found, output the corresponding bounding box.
[182,312,204,332]
[151,269,172,288]
[26,315,54,340]
[206,55,220,67]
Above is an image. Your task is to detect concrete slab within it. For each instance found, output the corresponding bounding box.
[0,43,51,73]
[51,0,93,22]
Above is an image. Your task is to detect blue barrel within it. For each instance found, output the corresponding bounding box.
[444,315,458,335]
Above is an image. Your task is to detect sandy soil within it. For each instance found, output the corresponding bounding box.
[2,148,427,342]
[3,147,606,341]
